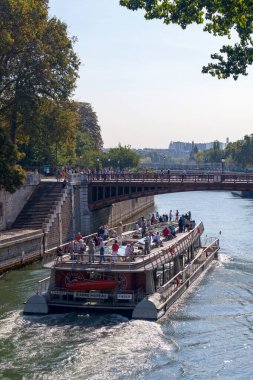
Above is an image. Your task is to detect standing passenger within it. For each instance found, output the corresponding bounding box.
[88,239,95,263]
[112,240,119,263]
[144,234,151,255]
[99,238,105,263]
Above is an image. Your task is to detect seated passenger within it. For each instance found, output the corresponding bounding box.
[125,244,134,261]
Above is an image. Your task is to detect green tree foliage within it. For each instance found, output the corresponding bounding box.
[19,100,78,167]
[76,102,103,150]
[226,134,253,167]
[0,126,25,193]
[105,144,140,169]
[196,140,223,163]
[75,102,103,167]
[120,0,253,79]
[0,0,80,190]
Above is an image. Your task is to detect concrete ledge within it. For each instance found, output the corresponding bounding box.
[0,229,43,249]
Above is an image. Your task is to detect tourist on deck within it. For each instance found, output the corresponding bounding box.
[93,234,100,246]
[125,244,134,261]
[103,225,109,241]
[74,240,81,261]
[99,238,105,263]
[55,247,63,263]
[170,225,176,237]
[79,239,86,262]
[141,222,147,238]
[88,238,95,263]
[175,210,179,221]
[75,232,83,242]
[178,215,185,233]
[134,221,139,231]
[163,226,174,240]
[184,217,191,231]
[151,214,156,225]
[153,231,161,247]
[144,234,151,254]
[169,210,173,222]
[98,225,104,238]
[112,240,119,263]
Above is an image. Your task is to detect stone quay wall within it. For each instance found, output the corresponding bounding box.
[88,196,154,234]
[0,173,40,231]
[0,229,43,273]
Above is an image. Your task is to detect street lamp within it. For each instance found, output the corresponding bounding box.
[221,158,225,174]
[163,155,166,170]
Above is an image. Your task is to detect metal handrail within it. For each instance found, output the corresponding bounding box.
[80,173,253,184]
[156,238,219,298]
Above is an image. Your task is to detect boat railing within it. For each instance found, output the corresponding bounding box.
[201,236,219,247]
[42,220,172,267]
[156,238,219,302]
[140,222,204,271]
[37,276,51,295]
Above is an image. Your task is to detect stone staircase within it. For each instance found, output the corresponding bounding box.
[12,182,66,230]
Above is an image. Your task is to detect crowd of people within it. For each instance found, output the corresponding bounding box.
[55,210,192,264]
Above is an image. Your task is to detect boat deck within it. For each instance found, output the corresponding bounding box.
[44,224,203,272]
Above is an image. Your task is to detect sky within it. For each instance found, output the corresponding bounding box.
[49,0,253,148]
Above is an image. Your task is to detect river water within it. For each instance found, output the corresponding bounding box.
[1,191,253,380]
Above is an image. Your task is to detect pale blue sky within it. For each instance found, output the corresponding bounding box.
[49,0,253,148]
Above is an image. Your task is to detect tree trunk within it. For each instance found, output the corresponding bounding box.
[10,109,17,144]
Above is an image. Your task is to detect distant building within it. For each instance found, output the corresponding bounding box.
[168,140,225,158]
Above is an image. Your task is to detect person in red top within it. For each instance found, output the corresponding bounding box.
[163,226,173,240]
[112,240,119,263]
[75,232,83,242]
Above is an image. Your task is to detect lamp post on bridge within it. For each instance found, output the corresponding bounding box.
[96,157,100,173]
[163,155,166,170]
[221,158,225,174]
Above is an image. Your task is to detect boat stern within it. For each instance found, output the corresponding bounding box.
[23,294,49,315]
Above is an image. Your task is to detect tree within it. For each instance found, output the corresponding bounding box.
[0,0,80,190]
[74,102,103,168]
[196,140,223,163]
[120,0,253,79]
[19,100,78,168]
[76,102,103,150]
[226,134,253,167]
[0,126,25,193]
[106,144,140,169]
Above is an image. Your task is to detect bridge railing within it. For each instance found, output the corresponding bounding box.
[82,173,253,183]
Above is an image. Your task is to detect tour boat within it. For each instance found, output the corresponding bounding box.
[24,221,219,320]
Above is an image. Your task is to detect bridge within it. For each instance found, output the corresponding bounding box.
[69,172,253,211]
